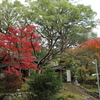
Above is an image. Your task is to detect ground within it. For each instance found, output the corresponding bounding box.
[59,83,99,100]
[0,82,99,100]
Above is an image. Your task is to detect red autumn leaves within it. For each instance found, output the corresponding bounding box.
[80,38,100,58]
[80,38,100,50]
[0,25,41,76]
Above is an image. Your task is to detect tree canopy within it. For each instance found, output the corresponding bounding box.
[0,25,41,75]
[0,0,98,68]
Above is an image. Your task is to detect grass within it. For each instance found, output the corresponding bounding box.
[88,88,98,92]
[12,91,84,100]
[82,84,98,92]
[0,83,98,100]
[0,83,84,100]
[13,98,28,100]
[58,91,83,100]
[20,83,29,92]
[57,83,85,100]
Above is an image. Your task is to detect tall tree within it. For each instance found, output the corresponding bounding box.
[27,0,97,67]
[79,38,100,83]
[0,0,98,68]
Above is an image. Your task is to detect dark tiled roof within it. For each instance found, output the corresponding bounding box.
[51,65,65,70]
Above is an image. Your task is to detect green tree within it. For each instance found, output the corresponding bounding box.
[59,47,96,83]
[28,67,62,100]
[0,0,28,33]
[27,0,97,68]
[0,0,98,69]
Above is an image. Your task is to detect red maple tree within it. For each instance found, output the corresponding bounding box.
[80,38,100,50]
[79,37,100,58]
[0,25,41,76]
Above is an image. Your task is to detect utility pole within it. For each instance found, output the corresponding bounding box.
[95,59,100,100]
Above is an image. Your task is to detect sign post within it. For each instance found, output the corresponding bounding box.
[66,70,71,82]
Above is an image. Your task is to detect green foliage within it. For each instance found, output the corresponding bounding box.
[59,47,97,83]
[0,0,27,33]
[26,0,98,68]
[29,0,97,43]
[87,67,96,76]
[28,67,62,100]
[0,0,98,69]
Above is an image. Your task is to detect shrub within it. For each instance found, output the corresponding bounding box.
[3,73,23,92]
[28,67,62,100]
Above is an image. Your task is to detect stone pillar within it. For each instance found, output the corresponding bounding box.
[66,70,71,82]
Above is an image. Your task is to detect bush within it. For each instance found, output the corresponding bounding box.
[28,67,62,100]
[3,73,23,92]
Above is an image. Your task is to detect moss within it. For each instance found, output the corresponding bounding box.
[13,98,28,100]
[58,91,84,100]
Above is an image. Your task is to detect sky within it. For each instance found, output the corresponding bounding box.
[76,0,100,37]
